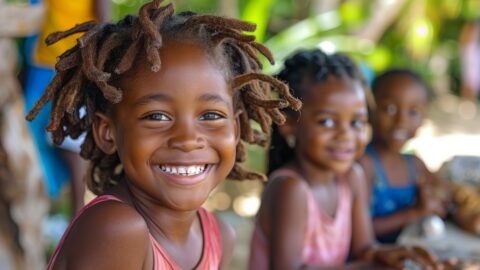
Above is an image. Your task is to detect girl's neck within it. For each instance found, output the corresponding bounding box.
[371,140,401,156]
[113,181,198,245]
[293,156,336,186]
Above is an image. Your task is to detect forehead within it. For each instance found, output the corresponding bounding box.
[116,41,229,103]
[375,74,427,102]
[303,76,366,108]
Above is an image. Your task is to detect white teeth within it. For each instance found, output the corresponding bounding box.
[159,165,206,176]
[392,130,408,140]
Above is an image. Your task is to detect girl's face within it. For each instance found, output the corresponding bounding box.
[371,75,427,152]
[95,41,239,210]
[293,76,368,173]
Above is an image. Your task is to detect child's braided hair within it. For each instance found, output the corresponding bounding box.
[268,48,368,174]
[26,0,301,195]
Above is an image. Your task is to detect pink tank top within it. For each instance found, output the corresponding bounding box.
[249,169,352,269]
[46,195,222,270]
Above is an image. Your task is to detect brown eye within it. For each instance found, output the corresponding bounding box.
[143,112,170,121]
[351,119,366,129]
[386,104,397,115]
[409,109,420,117]
[318,118,335,128]
[200,112,224,121]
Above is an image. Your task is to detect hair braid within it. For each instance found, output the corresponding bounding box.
[268,49,368,174]
[27,0,301,194]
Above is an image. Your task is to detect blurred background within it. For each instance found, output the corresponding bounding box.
[2,0,480,269]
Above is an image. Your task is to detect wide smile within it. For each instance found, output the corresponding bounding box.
[391,129,409,141]
[155,164,212,186]
[327,148,355,161]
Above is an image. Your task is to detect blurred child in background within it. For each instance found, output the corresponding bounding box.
[359,69,449,243]
[23,0,110,213]
[360,68,480,243]
[249,50,446,270]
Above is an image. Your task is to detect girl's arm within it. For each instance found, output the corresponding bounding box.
[371,205,422,236]
[216,216,235,270]
[54,201,152,270]
[265,176,310,270]
[349,163,376,258]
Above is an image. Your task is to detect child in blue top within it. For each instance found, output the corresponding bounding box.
[359,69,448,243]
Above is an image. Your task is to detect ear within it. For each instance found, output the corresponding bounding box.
[233,110,242,144]
[92,112,117,155]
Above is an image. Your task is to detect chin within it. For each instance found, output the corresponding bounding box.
[170,197,209,211]
[331,162,354,174]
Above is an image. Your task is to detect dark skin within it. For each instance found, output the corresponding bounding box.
[359,74,448,237]
[49,41,236,269]
[257,76,442,269]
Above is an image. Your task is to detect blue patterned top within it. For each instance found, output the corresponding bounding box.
[366,144,417,243]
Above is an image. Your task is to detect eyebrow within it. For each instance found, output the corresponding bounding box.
[314,109,368,116]
[133,93,173,106]
[132,92,230,107]
[197,93,230,106]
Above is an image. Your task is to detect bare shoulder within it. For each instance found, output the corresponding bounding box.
[348,162,369,197]
[266,171,310,199]
[266,173,311,220]
[54,200,151,270]
[358,154,374,184]
[410,154,428,171]
[258,170,310,237]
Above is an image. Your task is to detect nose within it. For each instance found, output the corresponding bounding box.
[394,109,408,127]
[167,118,206,152]
[337,122,353,141]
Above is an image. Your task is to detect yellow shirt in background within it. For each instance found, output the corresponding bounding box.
[34,0,95,66]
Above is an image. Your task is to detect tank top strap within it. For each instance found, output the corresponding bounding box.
[149,208,222,270]
[335,174,352,224]
[366,144,390,187]
[198,208,222,264]
[402,154,417,185]
[46,195,125,270]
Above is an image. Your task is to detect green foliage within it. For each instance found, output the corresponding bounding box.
[241,0,274,41]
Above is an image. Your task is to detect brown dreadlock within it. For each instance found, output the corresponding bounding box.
[26,0,301,195]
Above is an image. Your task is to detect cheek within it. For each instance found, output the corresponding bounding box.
[412,117,424,129]
[355,129,368,158]
[116,125,158,165]
[213,128,238,164]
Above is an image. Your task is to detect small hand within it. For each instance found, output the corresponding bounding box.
[417,182,447,218]
[373,246,443,270]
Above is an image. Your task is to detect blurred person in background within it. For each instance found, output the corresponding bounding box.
[0,1,49,269]
[459,20,480,103]
[358,68,480,244]
[23,0,110,214]
[251,50,448,270]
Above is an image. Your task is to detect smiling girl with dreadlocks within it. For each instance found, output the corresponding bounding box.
[26,1,301,269]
